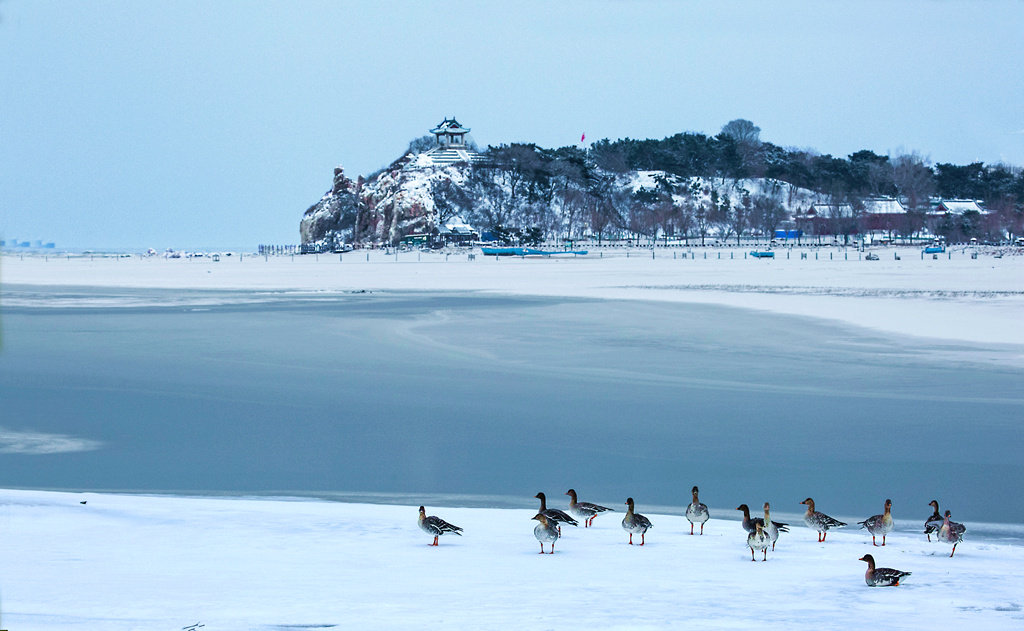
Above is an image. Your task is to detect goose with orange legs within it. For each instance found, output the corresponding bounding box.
[532,513,559,554]
[685,486,709,535]
[801,497,846,542]
[938,510,966,557]
[747,522,770,561]
[763,502,783,551]
[858,499,894,546]
[622,497,652,545]
[565,489,613,527]
[418,506,463,546]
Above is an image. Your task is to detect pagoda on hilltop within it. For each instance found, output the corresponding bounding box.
[419,117,482,166]
[431,117,470,147]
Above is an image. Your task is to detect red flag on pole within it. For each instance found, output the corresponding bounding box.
[581,133,586,143]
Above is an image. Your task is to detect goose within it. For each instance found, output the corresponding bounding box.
[418,506,463,546]
[858,499,894,546]
[565,489,613,527]
[737,504,789,535]
[747,522,770,561]
[801,497,847,542]
[685,486,710,535]
[622,497,652,545]
[532,513,559,554]
[859,554,911,586]
[535,492,578,534]
[763,502,782,551]
[924,500,943,541]
[938,510,966,557]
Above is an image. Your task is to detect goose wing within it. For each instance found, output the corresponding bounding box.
[424,515,463,536]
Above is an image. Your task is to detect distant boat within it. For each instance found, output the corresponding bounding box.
[924,245,945,254]
[480,247,587,257]
[750,250,774,258]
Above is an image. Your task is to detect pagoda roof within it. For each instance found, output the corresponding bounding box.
[431,117,470,135]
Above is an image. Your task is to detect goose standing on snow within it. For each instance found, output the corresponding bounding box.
[938,510,966,557]
[859,554,911,586]
[565,489,613,527]
[924,500,944,542]
[737,504,789,536]
[418,506,463,546]
[747,522,771,561]
[535,492,578,534]
[858,499,894,546]
[622,497,652,545]
[685,486,710,535]
[532,513,559,554]
[801,497,847,542]
[763,502,783,551]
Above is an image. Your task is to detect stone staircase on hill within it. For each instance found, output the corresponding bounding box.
[423,146,483,166]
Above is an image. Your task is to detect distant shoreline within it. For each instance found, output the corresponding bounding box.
[4,247,1024,346]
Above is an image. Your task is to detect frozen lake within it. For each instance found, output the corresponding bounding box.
[2,286,1022,522]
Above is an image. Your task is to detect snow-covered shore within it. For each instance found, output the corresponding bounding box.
[4,248,1024,628]
[1,489,1022,630]
[4,246,1024,346]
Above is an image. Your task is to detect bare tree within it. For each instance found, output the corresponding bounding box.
[891,152,935,237]
[721,119,763,175]
[749,193,787,242]
[693,202,712,245]
[711,195,734,243]
[430,178,473,226]
[866,161,894,197]
[730,192,751,245]
[721,119,761,145]
[406,135,437,155]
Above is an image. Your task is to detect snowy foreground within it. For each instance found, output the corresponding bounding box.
[1,489,1023,630]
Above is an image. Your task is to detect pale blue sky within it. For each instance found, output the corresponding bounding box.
[2,0,1022,249]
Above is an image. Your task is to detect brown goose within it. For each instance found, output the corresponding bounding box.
[801,497,846,542]
[622,497,652,545]
[418,506,463,546]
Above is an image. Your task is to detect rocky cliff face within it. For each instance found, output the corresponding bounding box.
[299,167,359,246]
[300,155,471,247]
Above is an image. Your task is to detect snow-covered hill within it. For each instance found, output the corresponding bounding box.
[300,150,829,248]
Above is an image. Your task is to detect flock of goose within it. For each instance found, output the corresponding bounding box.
[418,488,967,587]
